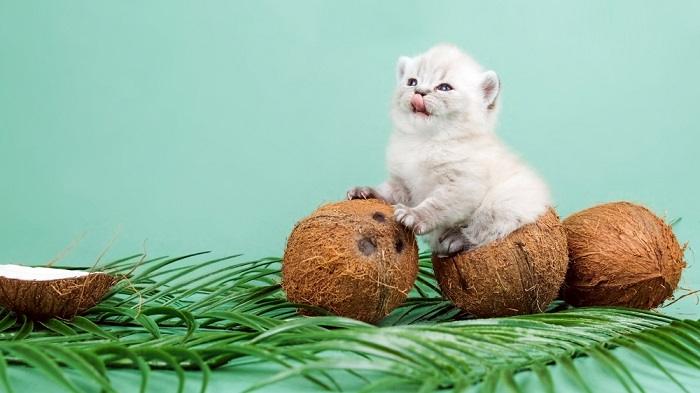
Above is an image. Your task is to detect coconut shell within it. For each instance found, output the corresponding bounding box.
[282,199,419,323]
[561,201,686,309]
[433,208,568,317]
[0,272,120,320]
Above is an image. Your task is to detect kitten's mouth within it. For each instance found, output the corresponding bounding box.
[410,94,430,117]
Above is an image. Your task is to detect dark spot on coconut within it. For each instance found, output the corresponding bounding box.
[395,238,404,253]
[372,212,386,222]
[358,237,377,256]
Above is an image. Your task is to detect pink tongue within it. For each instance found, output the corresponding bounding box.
[411,94,426,113]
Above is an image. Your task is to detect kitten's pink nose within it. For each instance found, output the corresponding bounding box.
[411,94,427,113]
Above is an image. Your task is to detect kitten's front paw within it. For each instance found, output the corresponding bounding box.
[393,204,431,235]
[435,227,473,257]
[347,186,379,200]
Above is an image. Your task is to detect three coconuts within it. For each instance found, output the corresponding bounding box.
[283,199,686,322]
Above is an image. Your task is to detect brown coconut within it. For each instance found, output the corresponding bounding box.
[282,199,419,323]
[561,201,686,309]
[433,208,568,317]
[0,267,120,320]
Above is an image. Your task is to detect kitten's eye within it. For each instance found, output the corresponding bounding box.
[407,78,418,87]
[436,83,453,92]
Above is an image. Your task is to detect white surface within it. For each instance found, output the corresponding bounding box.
[0,264,94,280]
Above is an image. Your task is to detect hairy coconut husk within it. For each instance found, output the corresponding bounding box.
[0,270,120,320]
[561,201,686,309]
[433,208,568,317]
[282,199,419,323]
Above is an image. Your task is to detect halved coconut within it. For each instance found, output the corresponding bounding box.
[433,208,568,317]
[0,265,120,320]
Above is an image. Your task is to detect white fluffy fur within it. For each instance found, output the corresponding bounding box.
[348,44,550,256]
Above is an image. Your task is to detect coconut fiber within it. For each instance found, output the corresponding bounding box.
[0,272,119,320]
[282,199,418,323]
[433,208,568,318]
[561,201,686,309]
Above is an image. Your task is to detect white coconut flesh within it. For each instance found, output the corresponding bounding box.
[0,264,98,281]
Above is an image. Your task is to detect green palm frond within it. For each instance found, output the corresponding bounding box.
[0,252,696,392]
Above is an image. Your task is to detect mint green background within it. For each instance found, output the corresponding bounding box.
[1,1,699,392]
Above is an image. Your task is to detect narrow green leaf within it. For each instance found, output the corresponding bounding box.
[136,349,184,393]
[40,319,77,336]
[95,345,150,393]
[0,352,14,393]
[89,306,160,338]
[531,363,554,393]
[199,311,280,332]
[142,307,196,338]
[116,254,240,306]
[614,337,690,393]
[70,316,117,340]
[634,332,700,368]
[134,314,161,338]
[357,376,409,393]
[479,370,499,393]
[250,316,371,344]
[166,347,210,393]
[658,326,700,357]
[78,351,110,385]
[12,316,33,341]
[239,360,394,393]
[499,368,521,393]
[129,252,211,283]
[6,343,81,393]
[144,255,244,306]
[99,253,147,270]
[557,355,593,393]
[43,345,116,393]
[597,346,645,393]
[587,346,635,393]
[416,378,440,393]
[0,313,16,333]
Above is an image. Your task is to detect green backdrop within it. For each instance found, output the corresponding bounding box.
[1,1,698,392]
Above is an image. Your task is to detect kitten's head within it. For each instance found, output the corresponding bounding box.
[391,44,500,135]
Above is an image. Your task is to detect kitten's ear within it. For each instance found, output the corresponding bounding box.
[396,56,411,83]
[481,70,500,110]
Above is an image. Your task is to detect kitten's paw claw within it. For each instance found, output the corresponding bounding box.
[394,204,430,235]
[414,222,430,235]
[393,204,413,225]
[347,186,377,200]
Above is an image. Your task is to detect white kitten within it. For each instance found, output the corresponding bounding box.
[348,44,550,256]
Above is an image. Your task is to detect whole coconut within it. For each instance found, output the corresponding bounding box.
[562,201,686,309]
[282,199,419,323]
[433,208,568,317]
